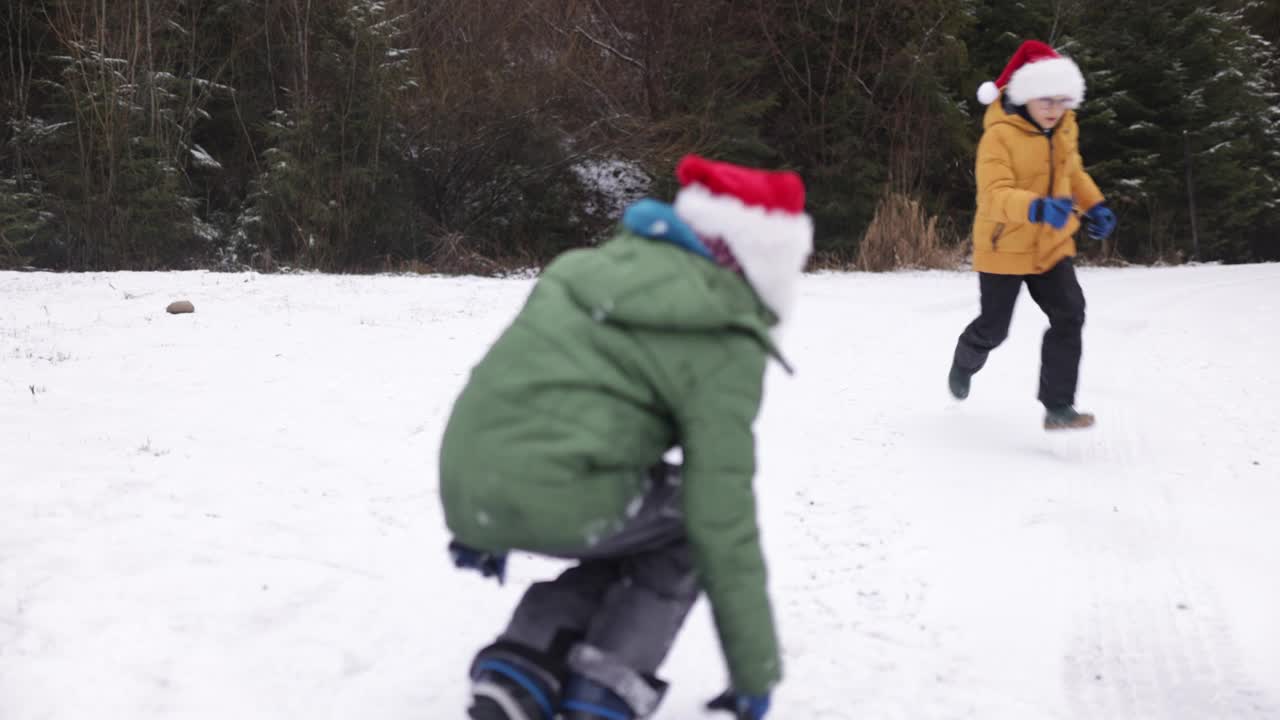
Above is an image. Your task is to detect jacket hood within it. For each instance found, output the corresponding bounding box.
[541,229,790,369]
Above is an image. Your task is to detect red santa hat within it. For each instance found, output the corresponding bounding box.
[977,40,1086,108]
[672,154,813,321]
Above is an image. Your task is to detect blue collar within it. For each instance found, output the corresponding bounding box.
[621,199,711,259]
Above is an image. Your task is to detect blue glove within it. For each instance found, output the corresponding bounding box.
[706,689,771,719]
[448,540,507,585]
[1083,202,1116,240]
[1028,197,1074,230]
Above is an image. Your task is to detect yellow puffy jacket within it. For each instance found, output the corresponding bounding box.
[972,95,1105,275]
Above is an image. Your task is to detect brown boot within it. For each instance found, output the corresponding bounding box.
[1044,406,1095,430]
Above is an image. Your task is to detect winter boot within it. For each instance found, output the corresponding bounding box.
[468,644,562,720]
[1044,406,1095,430]
[948,362,973,400]
[559,675,636,720]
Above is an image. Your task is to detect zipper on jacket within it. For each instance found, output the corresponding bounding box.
[1037,128,1057,249]
[1047,131,1056,196]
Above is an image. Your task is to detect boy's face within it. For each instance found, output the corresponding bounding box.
[1026,97,1071,131]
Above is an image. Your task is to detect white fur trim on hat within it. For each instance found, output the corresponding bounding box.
[673,183,813,322]
[1005,56,1086,108]
[977,81,1000,105]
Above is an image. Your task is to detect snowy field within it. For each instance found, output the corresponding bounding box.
[2,263,1278,720]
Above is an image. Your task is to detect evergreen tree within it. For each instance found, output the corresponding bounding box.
[2,0,1276,269]
[747,0,975,261]
[1068,0,1280,262]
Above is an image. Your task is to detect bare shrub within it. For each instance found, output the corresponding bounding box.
[856,193,964,272]
[425,232,507,276]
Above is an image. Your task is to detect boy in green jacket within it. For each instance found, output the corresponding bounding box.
[438,154,813,720]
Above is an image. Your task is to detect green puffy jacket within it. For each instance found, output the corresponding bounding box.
[439,228,784,694]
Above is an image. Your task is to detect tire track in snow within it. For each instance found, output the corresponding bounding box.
[1056,405,1277,719]
[1058,267,1278,717]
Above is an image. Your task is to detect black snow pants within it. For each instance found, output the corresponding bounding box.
[952,257,1087,409]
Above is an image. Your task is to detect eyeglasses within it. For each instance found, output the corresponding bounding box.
[1030,97,1073,109]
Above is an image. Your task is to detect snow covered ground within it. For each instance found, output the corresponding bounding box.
[2,263,1277,720]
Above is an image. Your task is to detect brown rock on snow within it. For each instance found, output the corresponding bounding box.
[166,300,195,314]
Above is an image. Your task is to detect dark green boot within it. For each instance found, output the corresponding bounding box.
[1044,406,1095,430]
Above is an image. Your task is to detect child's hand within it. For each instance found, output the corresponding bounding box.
[1028,197,1074,230]
[1083,203,1117,240]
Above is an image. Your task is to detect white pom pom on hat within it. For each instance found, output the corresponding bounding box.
[976,81,1000,105]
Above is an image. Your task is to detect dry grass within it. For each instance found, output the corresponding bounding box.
[853,192,966,272]
[429,232,505,275]
[386,233,535,276]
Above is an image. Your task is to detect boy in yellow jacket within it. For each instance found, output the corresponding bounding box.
[948,40,1117,430]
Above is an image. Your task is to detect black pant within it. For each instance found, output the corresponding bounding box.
[953,258,1086,409]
